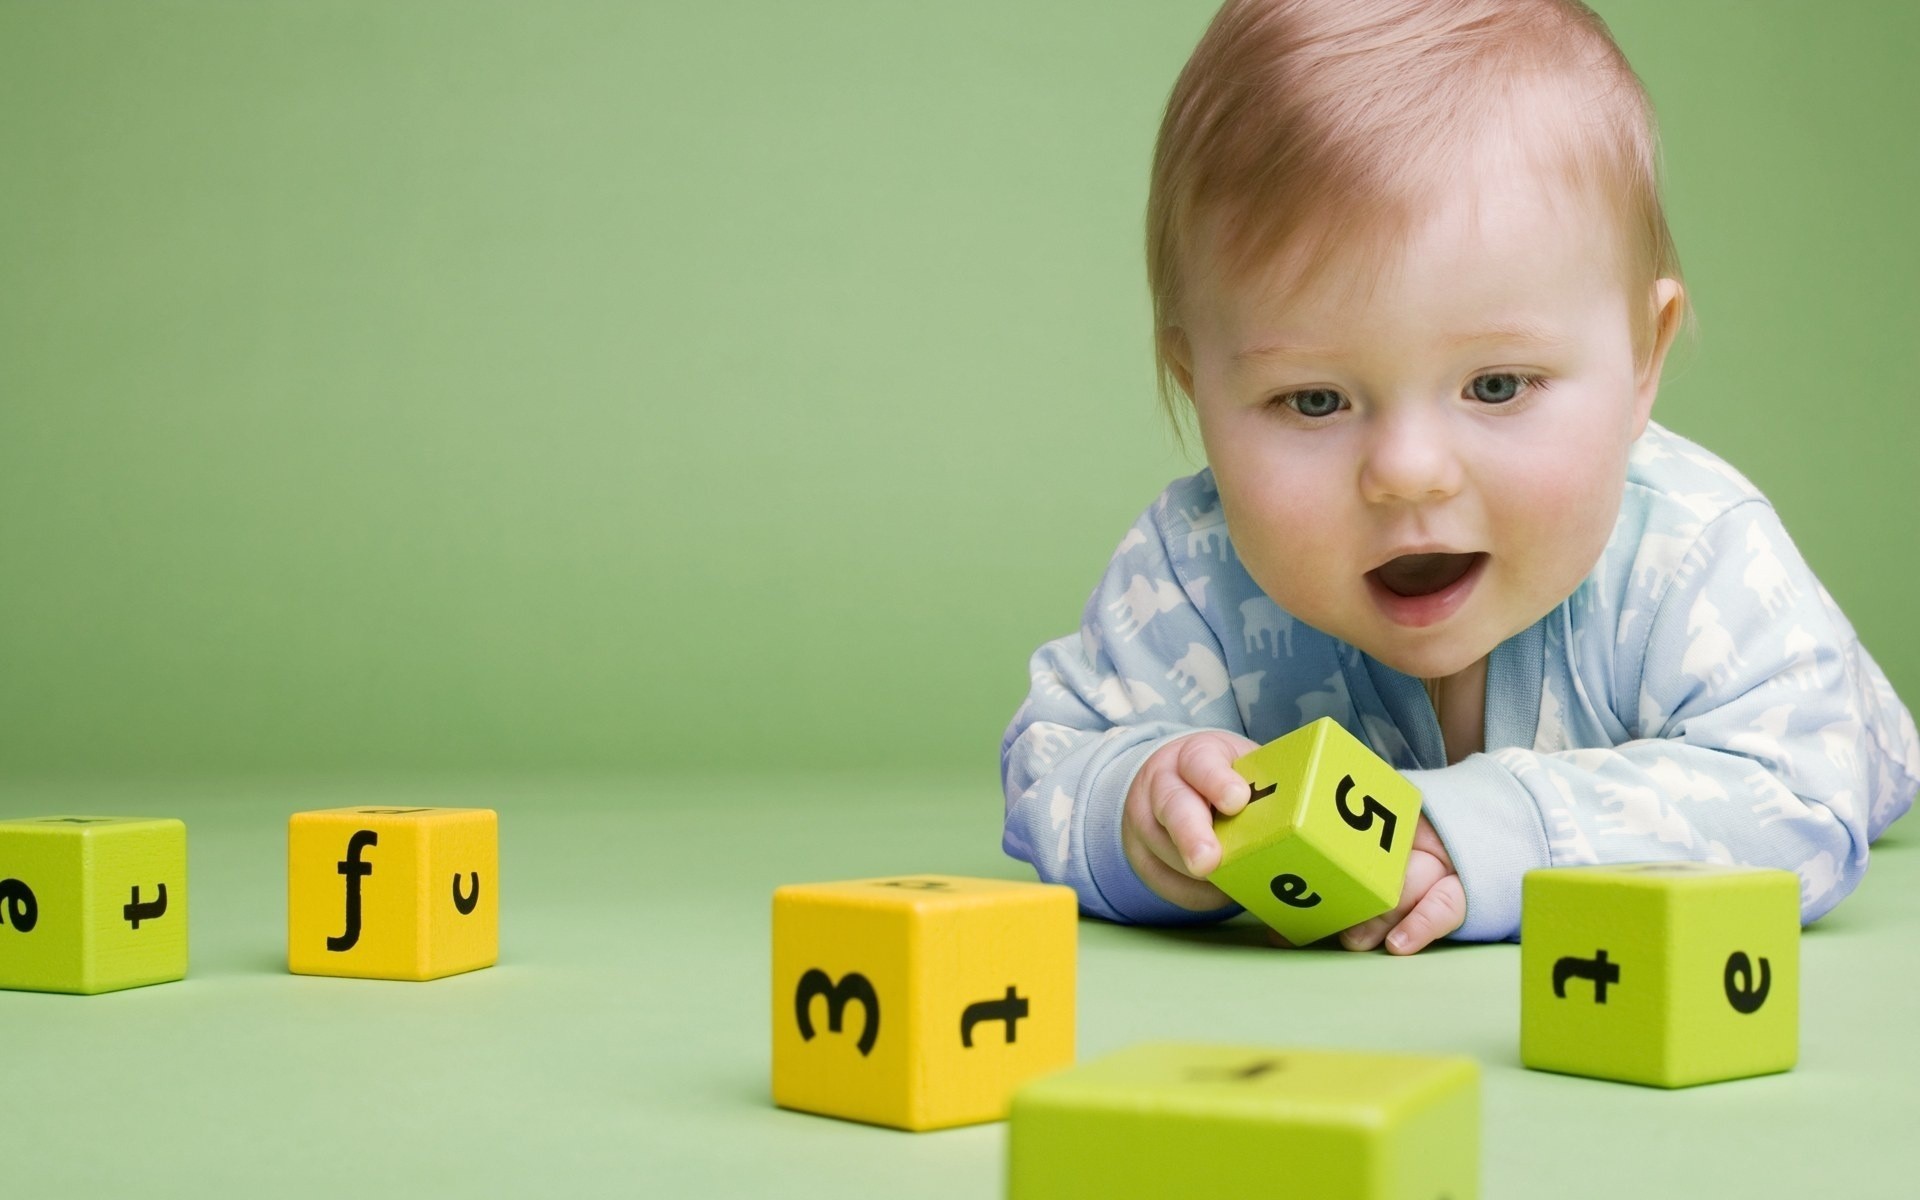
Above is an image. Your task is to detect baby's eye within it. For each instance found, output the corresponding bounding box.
[1271,374,1549,418]
[1276,388,1346,419]
[1467,372,1550,404]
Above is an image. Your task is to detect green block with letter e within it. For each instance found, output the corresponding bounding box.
[0,816,188,995]
[1207,717,1422,945]
[1520,862,1798,1087]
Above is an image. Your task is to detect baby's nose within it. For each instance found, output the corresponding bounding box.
[1357,408,1464,505]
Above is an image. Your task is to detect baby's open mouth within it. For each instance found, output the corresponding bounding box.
[1369,552,1486,598]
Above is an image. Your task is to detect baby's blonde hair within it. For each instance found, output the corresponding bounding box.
[1147,0,1695,430]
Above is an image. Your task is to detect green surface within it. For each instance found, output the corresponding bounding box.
[1,0,1915,780]
[1008,1043,1478,1199]
[0,774,1915,1198]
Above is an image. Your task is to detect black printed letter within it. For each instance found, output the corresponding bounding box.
[959,986,1029,1047]
[1270,873,1322,908]
[1552,949,1620,1003]
[123,883,168,928]
[0,879,37,933]
[452,872,480,915]
[328,830,378,952]
[1724,951,1771,1014]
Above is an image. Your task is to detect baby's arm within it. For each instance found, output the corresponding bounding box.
[1414,500,1919,942]
[1001,502,1250,925]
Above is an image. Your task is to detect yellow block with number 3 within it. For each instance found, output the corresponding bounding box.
[771,875,1076,1131]
[287,807,497,981]
[1207,717,1422,945]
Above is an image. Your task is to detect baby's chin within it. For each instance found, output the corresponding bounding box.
[1360,639,1494,682]
[1343,606,1515,679]
[1251,587,1504,681]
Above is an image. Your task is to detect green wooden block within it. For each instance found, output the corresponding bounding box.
[1008,1042,1479,1199]
[1207,718,1422,945]
[1520,863,1799,1087]
[0,816,188,995]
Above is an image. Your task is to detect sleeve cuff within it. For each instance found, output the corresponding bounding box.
[1082,735,1245,927]
[1404,752,1552,942]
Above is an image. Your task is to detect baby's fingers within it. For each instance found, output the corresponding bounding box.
[1339,850,1447,952]
[1150,778,1222,877]
[1385,873,1466,955]
[1175,735,1256,816]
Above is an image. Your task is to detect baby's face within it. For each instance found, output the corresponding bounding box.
[1170,159,1679,681]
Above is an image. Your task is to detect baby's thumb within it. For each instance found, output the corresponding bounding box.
[1180,734,1257,816]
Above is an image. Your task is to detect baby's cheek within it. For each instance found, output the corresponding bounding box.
[1222,492,1351,612]
[1487,454,1626,574]
[1546,458,1624,528]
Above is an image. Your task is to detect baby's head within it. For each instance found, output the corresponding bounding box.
[1146,0,1696,680]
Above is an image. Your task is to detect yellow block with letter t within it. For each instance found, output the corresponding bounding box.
[771,874,1075,1131]
[288,806,497,981]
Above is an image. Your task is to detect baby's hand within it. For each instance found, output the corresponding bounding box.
[1264,815,1464,954]
[1122,730,1262,910]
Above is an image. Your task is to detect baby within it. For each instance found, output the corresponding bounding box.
[1000,0,1918,953]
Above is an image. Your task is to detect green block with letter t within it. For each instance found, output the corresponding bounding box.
[0,816,188,995]
[1008,1041,1479,1199]
[1521,862,1798,1087]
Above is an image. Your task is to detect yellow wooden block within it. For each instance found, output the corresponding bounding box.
[771,874,1076,1131]
[287,807,497,981]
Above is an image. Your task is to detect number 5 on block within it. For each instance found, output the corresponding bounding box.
[1205,717,1422,946]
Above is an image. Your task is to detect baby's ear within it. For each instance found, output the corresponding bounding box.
[1159,327,1197,398]
[1632,279,1686,433]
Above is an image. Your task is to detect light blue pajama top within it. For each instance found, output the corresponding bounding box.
[999,422,1919,940]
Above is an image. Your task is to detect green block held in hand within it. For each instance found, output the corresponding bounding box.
[1521,862,1799,1087]
[0,816,188,995]
[1206,717,1422,945]
[1008,1042,1480,1200]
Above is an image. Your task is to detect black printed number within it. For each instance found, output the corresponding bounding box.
[795,969,880,1057]
[1335,775,1396,852]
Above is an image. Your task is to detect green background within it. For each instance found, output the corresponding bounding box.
[2,5,1917,1197]
[2,0,1914,780]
